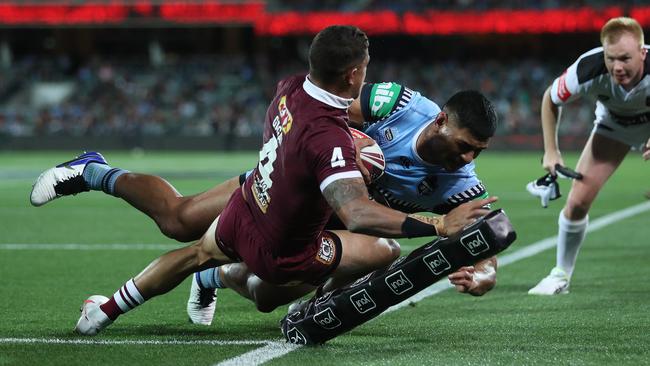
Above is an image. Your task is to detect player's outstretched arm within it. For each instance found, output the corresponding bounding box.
[323,177,495,239]
[541,86,565,176]
[448,256,497,296]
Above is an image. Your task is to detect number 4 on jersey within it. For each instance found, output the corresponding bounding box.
[331,147,345,168]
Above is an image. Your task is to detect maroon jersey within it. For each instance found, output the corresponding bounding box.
[216,75,362,283]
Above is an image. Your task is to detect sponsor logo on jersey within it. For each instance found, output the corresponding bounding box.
[384,128,394,141]
[385,270,414,295]
[423,250,451,275]
[460,229,490,256]
[286,327,307,345]
[313,307,342,329]
[252,173,271,213]
[349,289,376,314]
[316,235,336,265]
[278,95,293,134]
[370,82,400,118]
[557,71,572,102]
[417,175,438,196]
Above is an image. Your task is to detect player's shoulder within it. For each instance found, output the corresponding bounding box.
[572,47,608,84]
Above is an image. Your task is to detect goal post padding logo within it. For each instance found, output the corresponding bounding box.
[281,209,517,345]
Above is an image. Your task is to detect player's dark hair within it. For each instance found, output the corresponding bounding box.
[309,25,369,85]
[443,90,498,140]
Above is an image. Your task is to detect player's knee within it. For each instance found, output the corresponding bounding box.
[158,220,192,242]
[247,277,281,313]
[254,300,278,313]
[376,238,401,266]
[564,200,590,220]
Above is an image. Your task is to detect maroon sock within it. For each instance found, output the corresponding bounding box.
[99,297,124,321]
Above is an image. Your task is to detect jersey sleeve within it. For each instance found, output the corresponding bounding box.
[435,164,489,214]
[304,121,362,192]
[550,48,605,106]
[360,82,408,122]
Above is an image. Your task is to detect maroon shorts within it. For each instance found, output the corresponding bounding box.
[216,189,342,286]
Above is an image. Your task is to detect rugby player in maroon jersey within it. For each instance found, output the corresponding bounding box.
[31,25,494,335]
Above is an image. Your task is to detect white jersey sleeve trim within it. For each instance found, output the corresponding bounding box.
[319,171,363,192]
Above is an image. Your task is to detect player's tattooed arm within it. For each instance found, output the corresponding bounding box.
[323,177,409,237]
[322,177,368,212]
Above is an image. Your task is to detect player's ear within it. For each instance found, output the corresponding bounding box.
[435,111,448,126]
[346,66,359,86]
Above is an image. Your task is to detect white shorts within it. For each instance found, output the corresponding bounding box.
[593,112,650,149]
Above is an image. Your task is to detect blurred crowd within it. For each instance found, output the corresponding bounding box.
[0,54,596,140]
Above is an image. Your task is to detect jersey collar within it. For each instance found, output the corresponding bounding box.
[303,75,354,110]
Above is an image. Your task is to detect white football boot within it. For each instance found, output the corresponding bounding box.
[187,273,217,325]
[528,267,570,295]
[526,173,560,208]
[30,151,107,207]
[74,295,113,336]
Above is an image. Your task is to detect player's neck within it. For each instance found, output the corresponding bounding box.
[308,75,355,99]
[415,124,439,165]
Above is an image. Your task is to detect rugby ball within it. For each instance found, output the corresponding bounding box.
[350,128,385,182]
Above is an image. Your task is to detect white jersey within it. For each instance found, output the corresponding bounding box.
[550,45,650,147]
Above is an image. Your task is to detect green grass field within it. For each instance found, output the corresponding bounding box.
[1,151,649,366]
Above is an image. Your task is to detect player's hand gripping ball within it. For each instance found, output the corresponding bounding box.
[350,128,385,183]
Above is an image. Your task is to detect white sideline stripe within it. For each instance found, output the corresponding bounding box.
[214,341,301,366]
[384,200,650,314]
[0,337,265,346]
[0,243,180,250]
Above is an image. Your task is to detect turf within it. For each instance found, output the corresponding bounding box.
[1,151,649,366]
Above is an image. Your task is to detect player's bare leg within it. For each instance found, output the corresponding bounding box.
[75,217,233,335]
[188,232,399,319]
[30,152,240,242]
[322,231,400,292]
[114,174,239,242]
[220,263,317,313]
[529,134,629,295]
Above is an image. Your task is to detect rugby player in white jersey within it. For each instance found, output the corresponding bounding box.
[529,17,650,295]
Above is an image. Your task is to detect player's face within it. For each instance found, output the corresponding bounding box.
[349,52,370,99]
[603,32,647,90]
[437,120,489,172]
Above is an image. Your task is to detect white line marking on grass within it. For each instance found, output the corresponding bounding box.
[214,341,301,366]
[0,337,265,346]
[385,200,650,314]
[0,243,180,250]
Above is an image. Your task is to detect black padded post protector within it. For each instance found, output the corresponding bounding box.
[280,209,516,345]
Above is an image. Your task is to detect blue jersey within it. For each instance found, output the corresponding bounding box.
[359,82,487,214]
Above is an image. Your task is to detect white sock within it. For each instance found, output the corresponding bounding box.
[556,209,588,278]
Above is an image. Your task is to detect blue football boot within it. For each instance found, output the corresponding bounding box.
[30,151,107,206]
